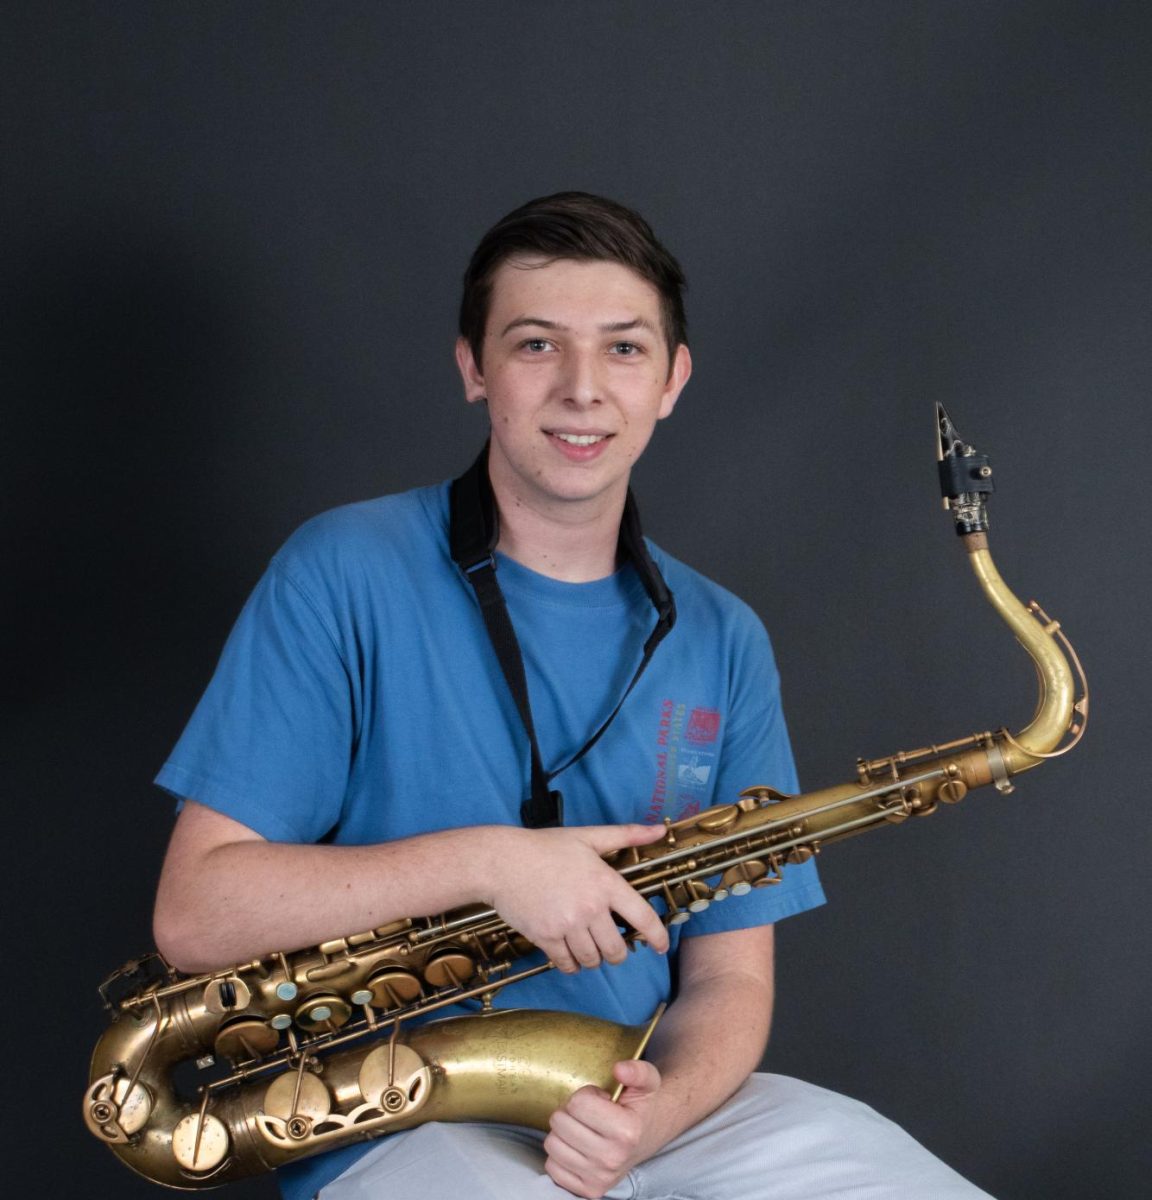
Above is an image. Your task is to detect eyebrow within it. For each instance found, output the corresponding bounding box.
[499,316,655,337]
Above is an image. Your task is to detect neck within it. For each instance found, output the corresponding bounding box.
[490,481,626,584]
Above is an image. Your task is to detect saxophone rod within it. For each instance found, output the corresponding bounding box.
[610,1002,666,1103]
[653,804,910,893]
[414,768,951,943]
[627,768,948,873]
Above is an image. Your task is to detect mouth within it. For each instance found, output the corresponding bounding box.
[546,431,612,447]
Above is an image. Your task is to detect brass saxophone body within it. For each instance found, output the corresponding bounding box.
[84,406,1086,1189]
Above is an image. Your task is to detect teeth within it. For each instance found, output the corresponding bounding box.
[553,433,606,446]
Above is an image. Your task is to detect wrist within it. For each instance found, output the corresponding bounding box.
[459,825,527,907]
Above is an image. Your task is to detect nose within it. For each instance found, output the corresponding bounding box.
[559,346,603,407]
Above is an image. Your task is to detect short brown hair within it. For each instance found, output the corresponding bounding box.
[459,191,688,366]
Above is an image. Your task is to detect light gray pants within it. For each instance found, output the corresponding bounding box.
[318,1073,993,1199]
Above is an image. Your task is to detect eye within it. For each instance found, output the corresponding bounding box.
[609,341,642,357]
[519,338,554,353]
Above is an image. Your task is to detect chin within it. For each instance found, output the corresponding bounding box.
[543,470,624,505]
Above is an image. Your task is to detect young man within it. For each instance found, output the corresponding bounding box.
[154,193,989,1200]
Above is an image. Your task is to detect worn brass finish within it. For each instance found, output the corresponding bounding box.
[88,1003,646,1188]
[171,1113,229,1174]
[213,1018,279,1063]
[85,412,1086,1189]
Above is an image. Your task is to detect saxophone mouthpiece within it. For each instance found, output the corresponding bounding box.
[935,403,994,535]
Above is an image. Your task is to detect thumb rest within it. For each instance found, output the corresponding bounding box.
[84,405,1088,1188]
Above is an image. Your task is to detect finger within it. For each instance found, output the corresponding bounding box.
[562,1083,642,1139]
[612,1058,661,1099]
[544,1117,610,1169]
[542,939,580,975]
[544,1157,599,1200]
[545,1115,625,1197]
[549,1097,612,1152]
[578,822,667,856]
[610,886,670,954]
[563,928,602,970]
[588,913,629,965]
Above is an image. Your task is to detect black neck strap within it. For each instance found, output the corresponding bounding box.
[449,444,676,828]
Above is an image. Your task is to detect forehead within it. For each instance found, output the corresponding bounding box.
[485,256,663,330]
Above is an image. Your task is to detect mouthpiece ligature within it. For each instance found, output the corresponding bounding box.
[936,402,995,535]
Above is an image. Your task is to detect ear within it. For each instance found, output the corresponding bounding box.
[455,336,486,404]
[657,343,692,420]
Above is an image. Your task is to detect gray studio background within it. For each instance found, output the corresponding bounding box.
[3,3,1148,1198]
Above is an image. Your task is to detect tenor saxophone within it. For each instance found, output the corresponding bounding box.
[84,405,1086,1189]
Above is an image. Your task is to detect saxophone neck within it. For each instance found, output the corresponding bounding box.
[936,404,1084,772]
[963,536,1077,770]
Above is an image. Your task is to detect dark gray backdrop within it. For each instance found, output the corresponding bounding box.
[3,3,1148,1197]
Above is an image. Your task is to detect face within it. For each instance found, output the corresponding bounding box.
[455,257,691,520]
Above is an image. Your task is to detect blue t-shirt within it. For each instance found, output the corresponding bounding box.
[156,482,825,1199]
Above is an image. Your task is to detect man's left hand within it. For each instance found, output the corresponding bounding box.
[542,1059,663,1198]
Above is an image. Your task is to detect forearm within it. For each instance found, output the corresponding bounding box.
[154,809,515,972]
[153,801,669,975]
[638,964,773,1157]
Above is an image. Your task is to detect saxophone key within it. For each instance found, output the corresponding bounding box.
[366,966,424,1009]
[695,804,740,834]
[214,1016,280,1063]
[422,949,476,990]
[263,1070,332,1126]
[938,778,968,804]
[358,1043,432,1114]
[203,976,251,1015]
[721,861,770,895]
[171,1112,230,1174]
[659,880,690,924]
[306,959,356,982]
[685,879,713,913]
[83,1073,153,1141]
[295,994,352,1031]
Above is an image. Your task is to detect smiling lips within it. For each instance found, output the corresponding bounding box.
[551,432,609,446]
[546,430,613,460]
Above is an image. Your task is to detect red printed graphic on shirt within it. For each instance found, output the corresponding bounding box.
[686,707,720,744]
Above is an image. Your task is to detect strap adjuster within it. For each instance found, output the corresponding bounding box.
[461,554,496,576]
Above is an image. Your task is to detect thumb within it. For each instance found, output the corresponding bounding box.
[580,822,667,856]
[613,1058,661,1100]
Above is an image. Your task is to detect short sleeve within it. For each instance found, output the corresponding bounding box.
[154,560,355,844]
[681,610,825,936]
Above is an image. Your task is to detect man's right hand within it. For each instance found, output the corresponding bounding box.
[480,823,671,973]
